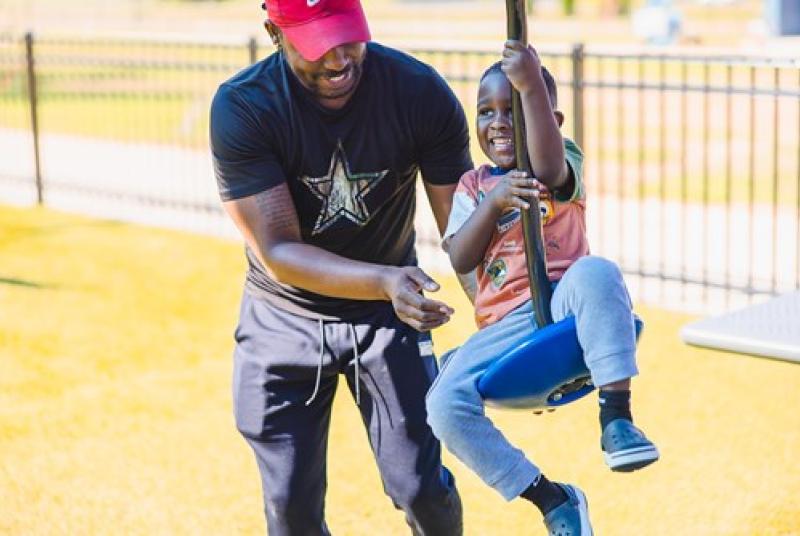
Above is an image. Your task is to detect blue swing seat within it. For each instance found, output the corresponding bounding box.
[478,316,644,409]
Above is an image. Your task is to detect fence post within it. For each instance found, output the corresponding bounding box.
[248,36,258,65]
[571,43,585,150]
[24,32,44,205]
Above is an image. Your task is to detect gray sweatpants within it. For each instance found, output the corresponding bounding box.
[232,292,462,535]
[426,255,639,501]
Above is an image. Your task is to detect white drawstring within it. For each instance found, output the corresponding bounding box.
[305,319,325,406]
[304,320,361,406]
[348,323,361,406]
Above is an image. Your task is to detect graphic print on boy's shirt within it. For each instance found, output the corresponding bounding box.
[481,191,554,291]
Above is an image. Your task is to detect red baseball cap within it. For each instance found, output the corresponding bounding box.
[264,0,371,61]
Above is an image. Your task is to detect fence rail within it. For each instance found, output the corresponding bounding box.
[1,33,799,312]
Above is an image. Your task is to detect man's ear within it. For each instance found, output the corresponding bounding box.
[554,110,564,128]
[264,20,282,48]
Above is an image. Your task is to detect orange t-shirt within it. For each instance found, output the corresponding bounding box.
[444,139,589,328]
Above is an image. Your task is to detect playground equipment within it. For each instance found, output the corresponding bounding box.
[682,291,800,364]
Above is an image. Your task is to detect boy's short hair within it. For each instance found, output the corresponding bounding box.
[479,61,558,109]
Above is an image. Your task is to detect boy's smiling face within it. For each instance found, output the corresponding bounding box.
[476,69,565,170]
[476,72,516,169]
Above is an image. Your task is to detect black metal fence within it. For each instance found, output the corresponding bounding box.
[1,33,799,310]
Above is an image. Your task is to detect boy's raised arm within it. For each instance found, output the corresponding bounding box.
[501,41,569,193]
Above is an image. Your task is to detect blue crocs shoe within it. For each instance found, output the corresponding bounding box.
[601,418,659,472]
[543,484,593,536]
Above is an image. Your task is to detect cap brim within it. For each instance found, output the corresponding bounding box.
[280,7,371,62]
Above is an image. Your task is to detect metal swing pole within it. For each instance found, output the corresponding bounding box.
[506,0,553,327]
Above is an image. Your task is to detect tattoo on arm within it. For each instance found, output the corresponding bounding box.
[254,185,300,239]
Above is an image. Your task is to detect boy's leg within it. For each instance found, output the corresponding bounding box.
[550,255,638,387]
[344,306,462,536]
[550,256,658,471]
[232,293,338,535]
[426,301,594,535]
[425,301,543,502]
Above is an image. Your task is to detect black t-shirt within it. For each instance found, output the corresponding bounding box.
[211,42,473,319]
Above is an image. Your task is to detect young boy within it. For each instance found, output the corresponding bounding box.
[426,41,659,534]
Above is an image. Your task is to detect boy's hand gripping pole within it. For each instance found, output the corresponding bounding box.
[506,0,553,327]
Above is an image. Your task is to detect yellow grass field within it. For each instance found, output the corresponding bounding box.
[1,204,799,535]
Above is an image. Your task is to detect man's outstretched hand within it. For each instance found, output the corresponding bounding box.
[382,267,454,331]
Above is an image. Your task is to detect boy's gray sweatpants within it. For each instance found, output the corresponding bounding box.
[426,255,639,501]
[232,292,462,536]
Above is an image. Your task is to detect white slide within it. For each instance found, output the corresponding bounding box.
[681,291,800,364]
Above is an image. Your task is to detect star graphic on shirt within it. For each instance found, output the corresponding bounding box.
[300,142,389,235]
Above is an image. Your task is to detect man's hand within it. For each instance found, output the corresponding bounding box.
[382,267,454,331]
[501,40,543,94]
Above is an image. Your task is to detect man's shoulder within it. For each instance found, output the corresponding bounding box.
[215,53,284,105]
[367,42,434,75]
[212,53,289,131]
[367,43,448,93]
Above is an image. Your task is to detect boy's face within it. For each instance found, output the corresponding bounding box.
[476,71,565,169]
[477,72,515,169]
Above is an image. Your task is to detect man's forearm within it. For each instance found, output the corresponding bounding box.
[257,241,392,301]
[224,187,395,302]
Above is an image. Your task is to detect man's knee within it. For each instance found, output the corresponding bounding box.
[389,471,463,536]
[264,494,304,523]
[263,493,326,535]
[244,435,328,533]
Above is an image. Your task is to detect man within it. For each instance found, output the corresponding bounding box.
[209,0,473,533]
